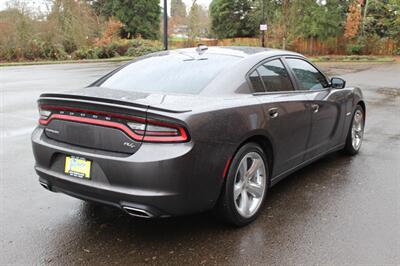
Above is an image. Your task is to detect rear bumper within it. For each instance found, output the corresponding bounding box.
[32,127,233,217]
[36,167,175,217]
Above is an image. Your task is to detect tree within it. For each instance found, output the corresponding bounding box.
[89,0,114,17]
[88,0,161,40]
[345,1,362,39]
[47,0,99,52]
[169,0,187,35]
[188,2,209,39]
[95,18,123,45]
[0,7,34,59]
[363,0,400,39]
[114,0,160,39]
[249,0,285,45]
[171,0,186,18]
[210,0,257,38]
[291,0,347,40]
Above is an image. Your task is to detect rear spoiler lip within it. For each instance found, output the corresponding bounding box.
[38,93,191,114]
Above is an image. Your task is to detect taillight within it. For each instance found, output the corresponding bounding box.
[127,120,188,142]
[38,105,189,143]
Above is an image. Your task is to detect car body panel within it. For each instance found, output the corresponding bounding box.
[255,93,311,176]
[304,88,349,160]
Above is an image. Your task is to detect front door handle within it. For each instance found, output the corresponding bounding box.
[311,104,320,113]
[268,108,279,118]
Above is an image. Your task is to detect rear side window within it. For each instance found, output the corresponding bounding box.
[249,70,265,92]
[285,58,329,90]
[99,53,241,94]
[255,59,294,92]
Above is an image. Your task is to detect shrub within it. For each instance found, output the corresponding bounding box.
[129,38,144,48]
[62,39,78,54]
[125,46,161,57]
[108,41,131,56]
[21,40,68,61]
[72,48,98,60]
[39,42,68,60]
[0,47,18,61]
[125,39,163,57]
[23,41,41,60]
[347,43,363,55]
[95,45,119,59]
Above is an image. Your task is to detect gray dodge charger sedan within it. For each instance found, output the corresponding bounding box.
[32,46,365,226]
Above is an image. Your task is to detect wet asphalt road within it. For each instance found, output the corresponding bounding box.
[1,61,399,265]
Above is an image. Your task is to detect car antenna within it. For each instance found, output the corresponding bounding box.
[196,44,208,55]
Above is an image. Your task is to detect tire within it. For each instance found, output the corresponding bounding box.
[217,142,269,226]
[344,105,365,155]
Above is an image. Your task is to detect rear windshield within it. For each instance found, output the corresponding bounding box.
[99,52,241,94]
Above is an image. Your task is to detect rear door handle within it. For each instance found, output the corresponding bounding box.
[311,104,319,113]
[268,108,279,118]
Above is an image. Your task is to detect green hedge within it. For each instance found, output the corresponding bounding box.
[1,40,68,61]
[0,39,163,62]
[71,40,163,60]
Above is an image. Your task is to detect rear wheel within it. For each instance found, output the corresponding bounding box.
[344,105,364,155]
[217,143,269,226]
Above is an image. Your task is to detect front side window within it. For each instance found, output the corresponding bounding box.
[256,59,294,92]
[285,58,329,90]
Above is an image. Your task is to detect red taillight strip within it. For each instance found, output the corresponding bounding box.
[39,114,144,141]
[39,112,189,143]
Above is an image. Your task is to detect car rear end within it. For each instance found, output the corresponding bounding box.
[32,94,207,217]
[32,48,247,217]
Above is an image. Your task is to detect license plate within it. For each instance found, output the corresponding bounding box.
[64,156,91,179]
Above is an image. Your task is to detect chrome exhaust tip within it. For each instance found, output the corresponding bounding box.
[122,206,153,218]
[39,181,50,190]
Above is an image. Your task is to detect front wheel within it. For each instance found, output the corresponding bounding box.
[344,105,365,155]
[217,143,269,226]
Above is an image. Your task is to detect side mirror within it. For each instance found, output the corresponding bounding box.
[330,77,346,89]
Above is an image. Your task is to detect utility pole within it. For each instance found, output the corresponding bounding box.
[163,0,168,50]
[261,0,265,47]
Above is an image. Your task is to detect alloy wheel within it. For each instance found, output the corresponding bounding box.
[233,152,266,218]
[351,109,364,151]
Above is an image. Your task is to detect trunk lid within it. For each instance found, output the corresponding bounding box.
[38,87,222,154]
[38,94,149,154]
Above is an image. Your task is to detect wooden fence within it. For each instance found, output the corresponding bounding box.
[169,37,399,55]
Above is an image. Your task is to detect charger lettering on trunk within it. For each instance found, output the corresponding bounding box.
[45,128,60,134]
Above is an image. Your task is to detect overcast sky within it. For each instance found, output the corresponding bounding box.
[0,0,212,13]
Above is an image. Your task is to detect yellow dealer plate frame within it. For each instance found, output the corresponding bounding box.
[65,156,91,179]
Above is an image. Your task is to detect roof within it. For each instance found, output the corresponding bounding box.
[169,46,301,58]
